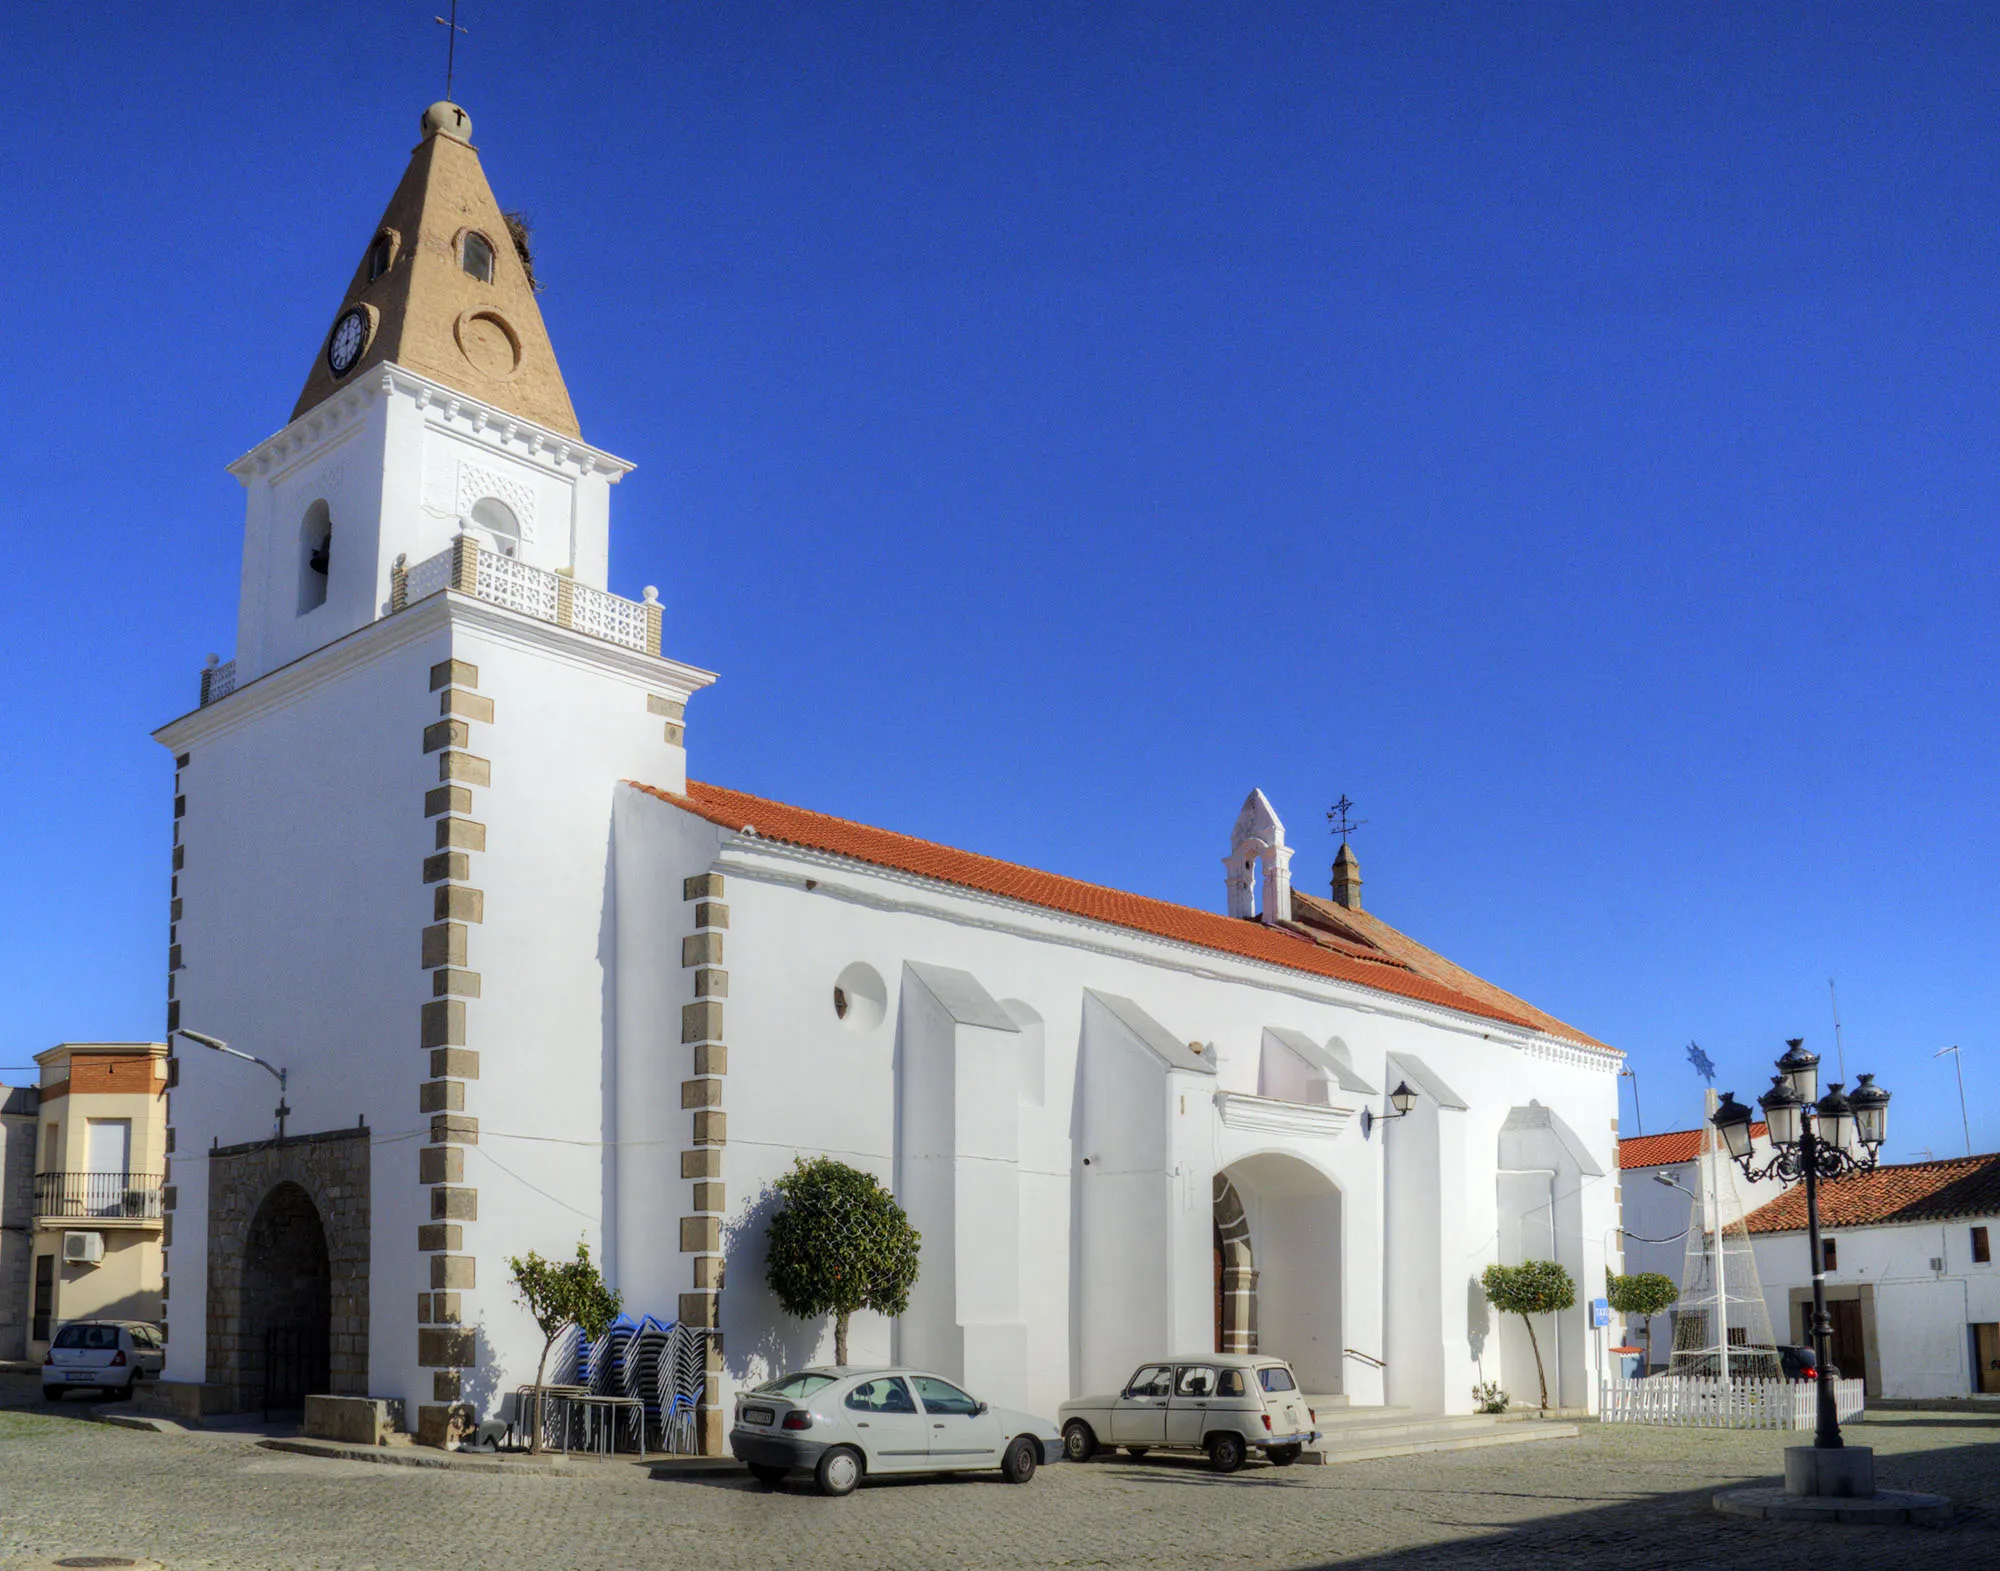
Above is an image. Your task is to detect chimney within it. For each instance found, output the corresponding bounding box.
[1332,841,1362,911]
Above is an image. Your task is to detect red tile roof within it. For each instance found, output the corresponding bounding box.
[1743,1152,2000,1234]
[1620,1125,1767,1170]
[632,779,1617,1054]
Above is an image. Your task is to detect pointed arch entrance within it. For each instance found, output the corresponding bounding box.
[241,1182,332,1411]
[1213,1154,1344,1393]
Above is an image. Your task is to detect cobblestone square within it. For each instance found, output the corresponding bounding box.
[3,1380,1997,1570]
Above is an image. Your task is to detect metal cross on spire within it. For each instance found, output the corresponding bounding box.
[1326,795,1367,843]
[435,0,468,101]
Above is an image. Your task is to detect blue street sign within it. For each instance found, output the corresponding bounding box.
[1590,1297,1611,1329]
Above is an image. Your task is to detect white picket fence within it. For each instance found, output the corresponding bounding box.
[1600,1375,1865,1429]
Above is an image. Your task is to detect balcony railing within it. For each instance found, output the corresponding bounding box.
[397,535,660,654]
[198,536,664,706]
[33,1171,165,1222]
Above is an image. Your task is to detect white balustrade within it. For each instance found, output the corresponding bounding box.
[404,549,452,603]
[570,579,650,651]
[398,542,655,654]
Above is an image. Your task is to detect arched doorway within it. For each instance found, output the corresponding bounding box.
[1214,1155,1343,1393]
[1213,1174,1257,1354]
[241,1182,332,1413]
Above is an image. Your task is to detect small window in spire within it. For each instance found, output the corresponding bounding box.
[462,232,495,284]
[368,234,393,281]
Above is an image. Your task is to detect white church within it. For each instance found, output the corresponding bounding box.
[153,102,1623,1448]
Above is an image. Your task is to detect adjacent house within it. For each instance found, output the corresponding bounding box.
[1,1081,38,1359]
[21,1043,169,1356]
[1746,1151,2000,1399]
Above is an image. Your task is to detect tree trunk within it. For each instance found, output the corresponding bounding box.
[1522,1315,1550,1411]
[529,1336,553,1456]
[1641,1320,1652,1376]
[835,1310,849,1367]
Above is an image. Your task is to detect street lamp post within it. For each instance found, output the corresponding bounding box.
[1710,1038,1890,1496]
[177,1029,290,1141]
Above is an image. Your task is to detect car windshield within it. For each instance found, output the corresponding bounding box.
[1257,1365,1298,1393]
[53,1324,120,1350]
[753,1373,837,1399]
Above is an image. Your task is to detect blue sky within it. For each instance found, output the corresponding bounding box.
[3,3,1994,1158]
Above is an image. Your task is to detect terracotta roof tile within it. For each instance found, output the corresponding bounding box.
[1742,1152,2000,1234]
[631,779,1617,1054]
[1619,1125,1767,1169]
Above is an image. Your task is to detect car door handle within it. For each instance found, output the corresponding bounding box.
[856,1421,870,1428]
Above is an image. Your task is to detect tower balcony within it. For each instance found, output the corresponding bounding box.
[198,534,663,707]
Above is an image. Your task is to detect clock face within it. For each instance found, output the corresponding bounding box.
[327,308,368,377]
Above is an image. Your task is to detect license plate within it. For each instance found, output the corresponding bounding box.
[65,1370,97,1380]
[742,1406,774,1426]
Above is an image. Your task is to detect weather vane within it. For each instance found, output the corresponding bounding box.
[435,1,468,101]
[1326,795,1367,843]
[1686,1041,1715,1084]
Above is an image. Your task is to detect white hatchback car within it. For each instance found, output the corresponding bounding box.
[1059,1355,1320,1472]
[42,1320,166,1400]
[730,1367,1063,1496]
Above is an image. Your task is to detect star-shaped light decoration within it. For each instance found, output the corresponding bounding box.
[1686,1041,1716,1084]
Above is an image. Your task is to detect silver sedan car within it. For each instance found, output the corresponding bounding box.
[730,1366,1063,1496]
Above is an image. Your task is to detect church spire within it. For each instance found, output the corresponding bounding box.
[292,102,580,437]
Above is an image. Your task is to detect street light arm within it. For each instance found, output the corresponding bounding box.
[176,1029,287,1087]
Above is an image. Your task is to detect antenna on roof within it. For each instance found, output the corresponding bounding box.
[1829,977,1848,1080]
[1620,1063,1643,1134]
[434,0,468,100]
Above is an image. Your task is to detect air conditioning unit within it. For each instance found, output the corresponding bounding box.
[62,1231,104,1266]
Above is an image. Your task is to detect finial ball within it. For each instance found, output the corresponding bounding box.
[422,101,473,141]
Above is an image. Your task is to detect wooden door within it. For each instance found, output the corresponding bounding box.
[1826,1300,1866,1384]
[1974,1324,2000,1395]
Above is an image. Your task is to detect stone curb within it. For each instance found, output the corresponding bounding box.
[646,1456,748,1477]
[258,1437,576,1474]
[1712,1485,1954,1526]
[92,1410,187,1436]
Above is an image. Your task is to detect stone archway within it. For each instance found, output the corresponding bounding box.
[241,1182,332,1409]
[1213,1174,1257,1354]
[1216,1154,1343,1393]
[206,1128,369,1408]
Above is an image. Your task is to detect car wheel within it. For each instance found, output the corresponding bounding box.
[1268,1444,1303,1467]
[1123,1446,1151,1459]
[815,1446,863,1497]
[1063,1420,1098,1462]
[42,1386,63,1403]
[1002,1436,1039,1484]
[1206,1433,1247,1473]
[748,1463,788,1488]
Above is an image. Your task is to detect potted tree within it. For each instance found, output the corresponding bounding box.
[764,1157,920,1365]
[1481,1259,1576,1412]
[506,1241,622,1455]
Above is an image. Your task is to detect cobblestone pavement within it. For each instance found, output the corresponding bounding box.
[2,1379,1996,1570]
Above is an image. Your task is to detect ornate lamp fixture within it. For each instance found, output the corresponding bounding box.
[1711,1039,1890,1462]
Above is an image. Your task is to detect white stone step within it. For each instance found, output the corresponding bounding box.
[1305,1415,1579,1464]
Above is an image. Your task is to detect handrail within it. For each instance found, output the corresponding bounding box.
[1343,1347,1386,1369]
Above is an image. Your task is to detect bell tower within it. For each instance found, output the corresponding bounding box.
[226,102,625,689]
[159,102,714,1447]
